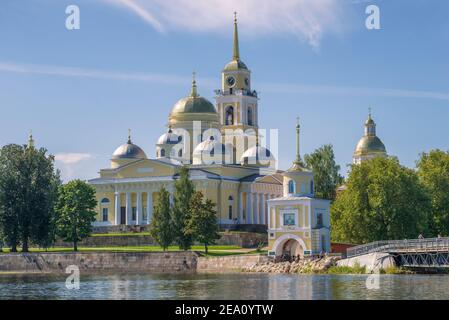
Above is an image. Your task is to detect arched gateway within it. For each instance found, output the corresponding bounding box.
[272,234,307,258]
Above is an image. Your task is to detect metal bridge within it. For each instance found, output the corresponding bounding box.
[346,237,449,268]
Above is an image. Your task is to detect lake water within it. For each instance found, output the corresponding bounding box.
[1,273,449,300]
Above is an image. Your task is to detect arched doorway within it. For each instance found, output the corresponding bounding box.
[272,234,307,260]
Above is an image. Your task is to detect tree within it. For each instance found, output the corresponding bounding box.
[149,187,173,251]
[171,166,195,250]
[186,191,220,253]
[417,149,449,236]
[0,143,60,252]
[304,144,344,201]
[331,157,430,244]
[55,180,97,251]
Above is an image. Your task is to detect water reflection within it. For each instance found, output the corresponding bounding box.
[0,273,449,300]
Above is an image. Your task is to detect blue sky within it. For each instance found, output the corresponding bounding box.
[0,0,448,181]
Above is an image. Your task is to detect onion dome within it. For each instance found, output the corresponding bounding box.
[240,145,275,167]
[112,130,147,160]
[193,136,230,165]
[157,127,182,145]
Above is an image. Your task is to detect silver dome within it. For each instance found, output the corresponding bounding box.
[112,139,147,160]
[157,128,182,145]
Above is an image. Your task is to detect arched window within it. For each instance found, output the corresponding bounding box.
[101,198,110,204]
[160,149,166,157]
[228,196,234,220]
[288,180,295,194]
[247,107,253,126]
[225,106,234,125]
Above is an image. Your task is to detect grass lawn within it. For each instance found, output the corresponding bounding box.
[0,245,246,254]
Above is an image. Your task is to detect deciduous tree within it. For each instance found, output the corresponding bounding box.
[304,144,344,201]
[186,191,220,253]
[417,149,449,236]
[55,180,97,251]
[331,157,430,244]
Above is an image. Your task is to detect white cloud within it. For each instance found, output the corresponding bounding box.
[0,61,210,87]
[55,153,92,165]
[102,0,344,47]
[3,61,449,101]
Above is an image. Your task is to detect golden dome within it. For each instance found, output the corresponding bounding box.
[354,136,386,156]
[354,111,387,157]
[224,59,248,72]
[169,74,218,120]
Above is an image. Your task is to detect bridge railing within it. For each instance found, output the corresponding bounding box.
[346,237,449,258]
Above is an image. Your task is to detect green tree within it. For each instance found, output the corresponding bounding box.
[171,166,195,250]
[186,191,220,253]
[0,143,60,252]
[149,187,173,251]
[304,144,344,201]
[331,157,430,244]
[55,180,97,251]
[417,149,449,236]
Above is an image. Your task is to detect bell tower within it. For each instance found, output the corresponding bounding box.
[216,13,260,164]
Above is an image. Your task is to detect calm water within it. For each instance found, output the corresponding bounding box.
[1,273,449,300]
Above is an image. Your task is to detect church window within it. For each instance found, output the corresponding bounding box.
[102,208,108,222]
[228,195,234,220]
[161,149,166,157]
[317,213,323,228]
[288,180,295,194]
[247,107,253,126]
[225,106,234,125]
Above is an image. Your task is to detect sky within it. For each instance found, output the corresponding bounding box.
[0,0,448,181]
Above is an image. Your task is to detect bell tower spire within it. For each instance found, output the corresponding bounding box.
[233,12,240,61]
[295,117,301,164]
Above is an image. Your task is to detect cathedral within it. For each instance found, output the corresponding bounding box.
[88,16,284,229]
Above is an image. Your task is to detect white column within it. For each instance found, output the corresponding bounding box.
[125,192,132,226]
[114,192,121,225]
[147,191,153,224]
[254,193,260,224]
[260,193,266,225]
[136,192,142,226]
[267,203,271,229]
[238,192,244,224]
[246,192,253,224]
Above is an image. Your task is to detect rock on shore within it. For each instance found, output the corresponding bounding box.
[243,256,340,274]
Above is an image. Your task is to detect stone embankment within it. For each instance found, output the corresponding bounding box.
[243,256,341,274]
